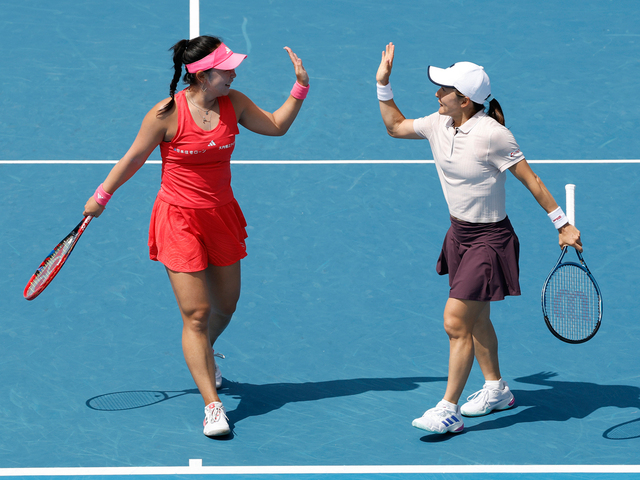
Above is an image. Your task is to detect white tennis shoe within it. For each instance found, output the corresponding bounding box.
[412,400,464,434]
[460,382,515,417]
[203,401,230,437]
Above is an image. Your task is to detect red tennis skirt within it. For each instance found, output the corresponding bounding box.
[436,216,521,302]
[149,197,248,272]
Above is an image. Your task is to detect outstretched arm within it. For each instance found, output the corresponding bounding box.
[509,159,582,251]
[233,47,309,137]
[83,102,170,217]
[376,42,421,139]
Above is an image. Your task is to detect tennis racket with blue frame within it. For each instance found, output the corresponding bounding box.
[541,184,602,343]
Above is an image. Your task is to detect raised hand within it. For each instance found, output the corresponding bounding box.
[376,42,395,85]
[284,47,309,87]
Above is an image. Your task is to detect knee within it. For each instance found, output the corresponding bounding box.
[182,304,213,332]
[212,303,237,320]
[212,296,239,319]
[443,313,471,340]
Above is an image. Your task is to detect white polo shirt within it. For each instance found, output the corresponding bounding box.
[413,110,525,223]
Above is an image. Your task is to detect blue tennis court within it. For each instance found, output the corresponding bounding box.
[2,0,640,478]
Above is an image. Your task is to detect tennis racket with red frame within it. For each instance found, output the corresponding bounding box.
[541,184,602,343]
[23,216,93,301]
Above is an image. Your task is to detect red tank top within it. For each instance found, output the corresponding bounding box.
[158,89,239,208]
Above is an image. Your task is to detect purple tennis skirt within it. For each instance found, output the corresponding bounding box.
[436,216,521,302]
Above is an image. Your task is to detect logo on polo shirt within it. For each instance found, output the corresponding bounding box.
[208,140,216,147]
[510,149,521,158]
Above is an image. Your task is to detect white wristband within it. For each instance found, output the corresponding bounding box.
[548,207,569,229]
[377,82,393,101]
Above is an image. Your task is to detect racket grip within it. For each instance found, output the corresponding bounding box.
[565,184,575,226]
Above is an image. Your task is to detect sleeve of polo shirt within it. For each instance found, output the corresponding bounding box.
[487,126,525,172]
[413,112,440,140]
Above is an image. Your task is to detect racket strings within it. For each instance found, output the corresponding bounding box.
[24,237,77,299]
[30,238,74,285]
[24,217,92,301]
[545,264,600,341]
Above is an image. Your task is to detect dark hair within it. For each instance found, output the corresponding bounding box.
[455,88,505,127]
[157,35,222,116]
[470,98,505,126]
[486,98,505,126]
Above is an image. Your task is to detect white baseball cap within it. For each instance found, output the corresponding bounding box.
[428,62,491,104]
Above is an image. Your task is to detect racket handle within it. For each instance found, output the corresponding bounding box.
[565,184,575,226]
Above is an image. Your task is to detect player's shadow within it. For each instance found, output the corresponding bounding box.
[221,376,445,426]
[463,371,640,434]
[222,376,445,424]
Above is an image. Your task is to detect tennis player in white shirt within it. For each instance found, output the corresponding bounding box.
[375,42,582,434]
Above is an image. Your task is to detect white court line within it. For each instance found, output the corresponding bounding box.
[1,463,640,477]
[189,0,199,39]
[1,159,640,165]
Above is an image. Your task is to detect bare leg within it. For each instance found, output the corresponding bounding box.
[205,262,241,347]
[166,261,241,406]
[442,298,497,404]
[471,304,501,383]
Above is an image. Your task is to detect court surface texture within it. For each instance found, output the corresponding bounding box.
[2,1,640,479]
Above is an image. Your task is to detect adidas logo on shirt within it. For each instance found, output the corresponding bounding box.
[208,140,216,147]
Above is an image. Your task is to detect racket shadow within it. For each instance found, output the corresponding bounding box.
[461,372,640,435]
[603,417,640,440]
[86,389,200,411]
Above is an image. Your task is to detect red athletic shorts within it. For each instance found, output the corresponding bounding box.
[149,197,248,272]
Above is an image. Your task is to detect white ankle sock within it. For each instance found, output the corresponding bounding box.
[485,379,504,390]
[440,399,458,411]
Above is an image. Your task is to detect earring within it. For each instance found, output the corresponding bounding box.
[201,83,207,93]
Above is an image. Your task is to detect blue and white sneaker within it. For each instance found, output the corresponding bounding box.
[460,382,515,417]
[412,400,464,434]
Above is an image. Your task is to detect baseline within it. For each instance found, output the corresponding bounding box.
[2,463,640,477]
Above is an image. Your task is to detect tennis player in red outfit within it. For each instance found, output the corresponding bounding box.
[84,35,309,437]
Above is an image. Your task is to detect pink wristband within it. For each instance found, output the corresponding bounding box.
[94,184,112,207]
[290,81,309,100]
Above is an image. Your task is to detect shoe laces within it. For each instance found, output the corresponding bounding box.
[429,402,457,418]
[466,387,490,405]
[432,407,450,418]
[205,403,228,424]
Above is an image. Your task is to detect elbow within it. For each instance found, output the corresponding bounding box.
[269,122,291,137]
[382,117,408,138]
[258,127,287,137]
[386,126,401,138]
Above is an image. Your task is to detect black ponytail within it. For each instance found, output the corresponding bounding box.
[157,36,222,116]
[487,98,505,126]
[470,98,505,126]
